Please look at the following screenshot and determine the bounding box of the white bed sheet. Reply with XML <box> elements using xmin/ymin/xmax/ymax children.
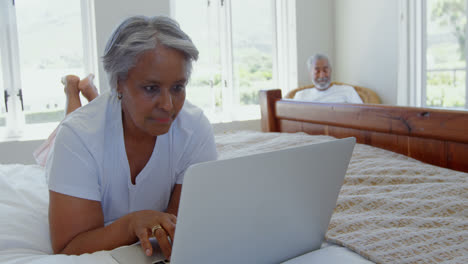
<box><xmin>282</xmin><ymin>244</ymin><xmax>373</xmax><ymax>264</ymax></box>
<box><xmin>0</xmin><ymin>163</ymin><xmax>118</xmax><ymax>264</ymax></box>
<box><xmin>0</xmin><ymin>131</ymin><xmax>373</xmax><ymax>264</ymax></box>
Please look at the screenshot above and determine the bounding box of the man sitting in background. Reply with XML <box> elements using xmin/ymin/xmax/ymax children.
<box><xmin>294</xmin><ymin>54</ymin><xmax>363</xmax><ymax>104</ymax></box>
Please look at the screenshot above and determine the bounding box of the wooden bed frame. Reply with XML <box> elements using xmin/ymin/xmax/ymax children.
<box><xmin>259</xmin><ymin>89</ymin><xmax>468</xmax><ymax>173</ymax></box>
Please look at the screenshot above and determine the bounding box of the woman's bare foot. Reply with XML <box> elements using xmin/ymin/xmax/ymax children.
<box><xmin>78</xmin><ymin>74</ymin><xmax>99</xmax><ymax>102</ymax></box>
<box><xmin>62</xmin><ymin>75</ymin><xmax>82</xmax><ymax>115</ymax></box>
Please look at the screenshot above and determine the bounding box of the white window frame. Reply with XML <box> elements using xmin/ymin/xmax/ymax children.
<box><xmin>275</xmin><ymin>0</ymin><xmax>298</xmax><ymax>94</ymax></box>
<box><xmin>399</xmin><ymin>0</ymin><xmax>468</xmax><ymax>109</ymax></box>
<box><xmin>171</xmin><ymin>0</ymin><xmax>297</xmax><ymax>122</ymax></box>
<box><xmin>466</xmin><ymin>0</ymin><xmax>468</xmax><ymax>108</ymax></box>
<box><xmin>0</xmin><ymin>0</ymin><xmax>98</xmax><ymax>141</ymax></box>
<box><xmin>219</xmin><ymin>0</ymin><xmax>235</xmax><ymax>121</ymax></box>
<box><xmin>80</xmin><ymin>0</ymin><xmax>99</xmax><ymax>82</ymax></box>
<box><xmin>0</xmin><ymin>0</ymin><xmax>25</xmax><ymax>138</ymax></box>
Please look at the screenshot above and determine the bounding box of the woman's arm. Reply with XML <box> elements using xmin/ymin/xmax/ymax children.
<box><xmin>165</xmin><ymin>184</ymin><xmax>182</xmax><ymax>216</ymax></box>
<box><xmin>49</xmin><ymin>191</ymin><xmax>176</xmax><ymax>259</ymax></box>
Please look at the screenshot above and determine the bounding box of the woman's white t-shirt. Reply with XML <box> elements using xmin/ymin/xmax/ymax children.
<box><xmin>46</xmin><ymin>91</ymin><xmax>218</xmax><ymax>225</ymax></box>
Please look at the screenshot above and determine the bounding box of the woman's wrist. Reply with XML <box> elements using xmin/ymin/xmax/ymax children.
<box><xmin>124</xmin><ymin>211</ymin><xmax>137</xmax><ymax>240</ymax></box>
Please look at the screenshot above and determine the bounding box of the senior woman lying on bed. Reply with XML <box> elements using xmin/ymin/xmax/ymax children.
<box><xmin>45</xmin><ymin>15</ymin><xmax>217</xmax><ymax>260</ymax></box>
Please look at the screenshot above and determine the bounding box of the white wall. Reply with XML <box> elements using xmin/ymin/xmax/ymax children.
<box><xmin>0</xmin><ymin>139</ymin><xmax>43</xmax><ymax>165</ymax></box>
<box><xmin>212</xmin><ymin>120</ymin><xmax>260</xmax><ymax>134</ymax></box>
<box><xmin>294</xmin><ymin>0</ymin><xmax>400</xmax><ymax>104</ymax></box>
<box><xmin>295</xmin><ymin>0</ymin><xmax>335</xmax><ymax>87</ymax></box>
<box><xmin>93</xmin><ymin>0</ymin><xmax>171</xmax><ymax>91</ymax></box>
<box><xmin>334</xmin><ymin>0</ymin><xmax>399</xmax><ymax>105</ymax></box>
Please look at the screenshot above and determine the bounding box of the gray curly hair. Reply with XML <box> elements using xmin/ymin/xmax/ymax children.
<box><xmin>102</xmin><ymin>16</ymin><xmax>199</xmax><ymax>91</ymax></box>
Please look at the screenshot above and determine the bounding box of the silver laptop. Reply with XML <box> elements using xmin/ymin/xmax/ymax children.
<box><xmin>111</xmin><ymin>137</ymin><xmax>355</xmax><ymax>264</ymax></box>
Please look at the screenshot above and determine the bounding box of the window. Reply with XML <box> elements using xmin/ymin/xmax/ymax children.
<box><xmin>0</xmin><ymin>52</ymin><xmax>5</xmax><ymax>127</ymax></box>
<box><xmin>0</xmin><ymin>0</ymin><xmax>96</xmax><ymax>140</ymax></box>
<box><xmin>401</xmin><ymin>0</ymin><xmax>467</xmax><ymax>109</ymax></box>
<box><xmin>173</xmin><ymin>0</ymin><xmax>223</xmax><ymax>120</ymax></box>
<box><xmin>426</xmin><ymin>0</ymin><xmax>467</xmax><ymax>108</ymax></box>
<box><xmin>173</xmin><ymin>0</ymin><xmax>278</xmax><ymax>122</ymax></box>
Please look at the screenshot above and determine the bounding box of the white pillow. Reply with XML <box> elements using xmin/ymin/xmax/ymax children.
<box><xmin>0</xmin><ymin>164</ymin><xmax>52</xmax><ymax>254</ymax></box>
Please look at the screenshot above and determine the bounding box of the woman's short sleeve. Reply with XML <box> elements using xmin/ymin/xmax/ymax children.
<box><xmin>46</xmin><ymin>124</ymin><xmax>101</xmax><ymax>201</ymax></box>
<box><xmin>175</xmin><ymin>113</ymin><xmax>218</xmax><ymax>184</ymax></box>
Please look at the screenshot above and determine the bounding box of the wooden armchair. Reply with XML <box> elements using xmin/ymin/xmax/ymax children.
<box><xmin>284</xmin><ymin>82</ymin><xmax>382</xmax><ymax>104</ymax></box>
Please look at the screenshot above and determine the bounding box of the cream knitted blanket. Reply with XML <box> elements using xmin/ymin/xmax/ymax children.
<box><xmin>215</xmin><ymin>131</ymin><xmax>468</xmax><ymax>264</ymax></box>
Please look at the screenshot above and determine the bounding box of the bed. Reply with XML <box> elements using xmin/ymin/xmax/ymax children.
<box><xmin>260</xmin><ymin>89</ymin><xmax>468</xmax><ymax>173</ymax></box>
<box><xmin>0</xmin><ymin>90</ymin><xmax>466</xmax><ymax>263</ymax></box>
<box><xmin>259</xmin><ymin>89</ymin><xmax>468</xmax><ymax>263</ymax></box>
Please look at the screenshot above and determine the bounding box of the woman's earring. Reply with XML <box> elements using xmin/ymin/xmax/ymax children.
<box><xmin>117</xmin><ymin>92</ymin><xmax>123</xmax><ymax>100</ymax></box>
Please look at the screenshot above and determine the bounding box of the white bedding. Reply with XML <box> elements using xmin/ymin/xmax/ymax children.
<box><xmin>0</xmin><ymin>164</ymin><xmax>115</xmax><ymax>264</ymax></box>
<box><xmin>2</xmin><ymin>131</ymin><xmax>464</xmax><ymax>263</ymax></box>
<box><xmin>0</xmin><ymin>131</ymin><xmax>370</xmax><ymax>264</ymax></box>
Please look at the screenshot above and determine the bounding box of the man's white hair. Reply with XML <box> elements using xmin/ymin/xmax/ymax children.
<box><xmin>306</xmin><ymin>53</ymin><xmax>332</xmax><ymax>72</ymax></box>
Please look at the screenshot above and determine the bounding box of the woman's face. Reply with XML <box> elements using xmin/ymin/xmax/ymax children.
<box><xmin>118</xmin><ymin>45</ymin><xmax>188</xmax><ymax>137</ymax></box>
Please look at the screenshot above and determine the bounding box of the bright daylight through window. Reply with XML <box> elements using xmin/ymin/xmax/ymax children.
<box><xmin>0</xmin><ymin>52</ymin><xmax>4</xmax><ymax>128</ymax></box>
<box><xmin>173</xmin><ymin>0</ymin><xmax>277</xmax><ymax>122</ymax></box>
<box><xmin>425</xmin><ymin>0</ymin><xmax>467</xmax><ymax>109</ymax></box>
<box><xmin>0</xmin><ymin>0</ymin><xmax>92</xmax><ymax>139</ymax></box>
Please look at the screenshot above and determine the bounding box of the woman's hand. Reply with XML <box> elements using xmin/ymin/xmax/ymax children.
<box><xmin>129</xmin><ymin>210</ymin><xmax>177</xmax><ymax>260</ymax></box>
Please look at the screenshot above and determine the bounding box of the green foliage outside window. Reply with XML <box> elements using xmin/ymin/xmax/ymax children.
<box><xmin>426</xmin><ymin>71</ymin><xmax>466</xmax><ymax>107</ymax></box>
<box><xmin>427</xmin><ymin>0</ymin><xmax>466</xmax><ymax>108</ymax></box>
<box><xmin>188</xmin><ymin>48</ymin><xmax>273</xmax><ymax>107</ymax></box>
<box><xmin>431</xmin><ymin>0</ymin><xmax>466</xmax><ymax>60</ymax></box>
<box><xmin>236</xmin><ymin>49</ymin><xmax>272</xmax><ymax>105</ymax></box>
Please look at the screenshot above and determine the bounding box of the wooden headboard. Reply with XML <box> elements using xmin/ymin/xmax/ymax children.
<box><xmin>259</xmin><ymin>89</ymin><xmax>468</xmax><ymax>173</ymax></box>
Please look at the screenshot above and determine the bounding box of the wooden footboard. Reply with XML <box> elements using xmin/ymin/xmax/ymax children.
<box><xmin>260</xmin><ymin>89</ymin><xmax>468</xmax><ymax>173</ymax></box>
